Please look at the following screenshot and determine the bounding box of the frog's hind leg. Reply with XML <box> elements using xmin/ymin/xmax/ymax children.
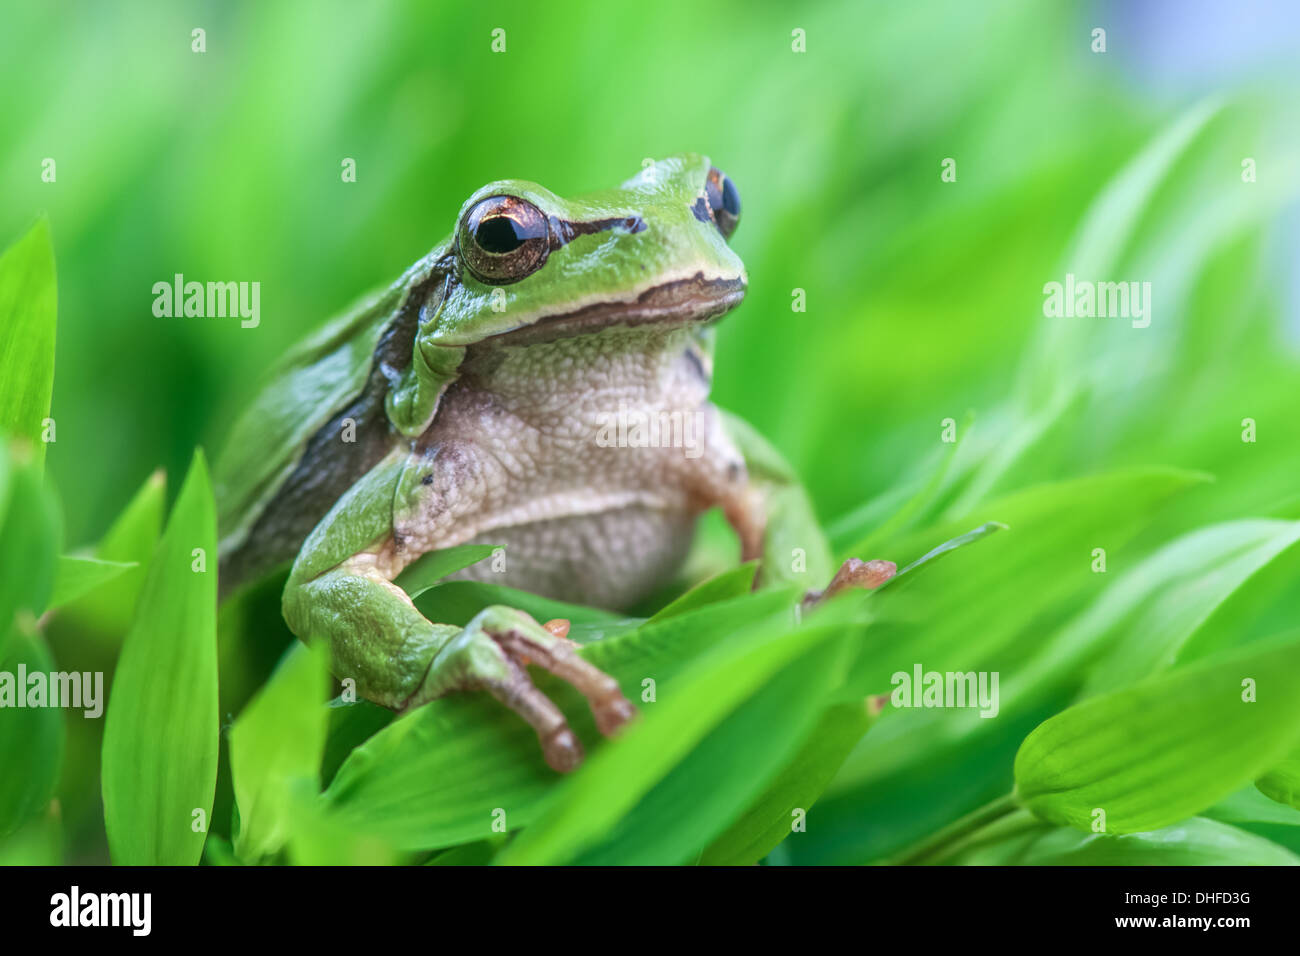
<box><xmin>281</xmin><ymin>449</ymin><xmax>636</xmax><ymax>773</ymax></box>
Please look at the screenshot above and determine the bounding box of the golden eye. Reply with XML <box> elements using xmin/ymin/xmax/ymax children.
<box><xmin>458</xmin><ymin>195</ymin><xmax>551</xmax><ymax>284</ymax></box>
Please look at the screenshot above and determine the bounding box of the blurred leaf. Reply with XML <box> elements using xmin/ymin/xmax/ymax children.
<box><xmin>648</xmin><ymin>561</ymin><xmax>757</xmax><ymax>622</ymax></box>
<box><xmin>1257</xmin><ymin>749</ymin><xmax>1300</xmax><ymax>811</ymax></box>
<box><xmin>102</xmin><ymin>450</ymin><xmax>218</xmax><ymax>865</ymax></box>
<box><xmin>321</xmin><ymin>698</ymin><xmax>394</xmax><ymax>787</ymax></box>
<box><xmin>229</xmin><ymin>641</ymin><xmax>330</xmax><ymax>862</ymax></box>
<box><xmin>287</xmin><ymin>781</ymin><xmax>402</xmax><ymax>865</ymax></box>
<box><xmin>1015</xmin><ymin>630</ymin><xmax>1300</xmax><ymax>834</ymax></box>
<box><xmin>0</xmin><ymin>443</ymin><xmax>61</xmax><ymax>659</ymax></box>
<box><xmin>64</xmin><ymin>469</ymin><xmax>166</xmax><ymax>639</ymax></box>
<box><xmin>1082</xmin><ymin>520</ymin><xmax>1300</xmax><ymax>694</ymax></box>
<box><xmin>0</xmin><ymin>626</ymin><xmax>65</xmax><ymax>836</ymax></box>
<box><xmin>888</xmin><ymin>520</ymin><xmax>1006</xmax><ymax>581</ymax></box>
<box><xmin>1204</xmin><ymin>785</ymin><xmax>1300</xmax><ymax>854</ymax></box>
<box><xmin>700</xmin><ymin>700</ymin><xmax>872</xmax><ymax>865</ymax></box>
<box><xmin>0</xmin><ymin>800</ymin><xmax>62</xmax><ymax>865</ymax></box>
<box><xmin>939</xmin><ymin>810</ymin><xmax>1298</xmax><ymax>865</ymax></box>
<box><xmin>47</xmin><ymin>555</ymin><xmax>135</xmax><ymax>611</ymax></box>
<box><xmin>0</xmin><ymin>217</ymin><xmax>57</xmax><ymax>471</ymax></box>
<box><xmin>565</xmin><ymin>633</ymin><xmax>858</xmax><ymax>865</ymax></box>
<box><xmin>425</xmin><ymin>837</ymin><xmax>504</xmax><ymax>866</ymax></box>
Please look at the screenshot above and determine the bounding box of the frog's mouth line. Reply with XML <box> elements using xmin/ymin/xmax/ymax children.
<box><xmin>484</xmin><ymin>273</ymin><xmax>746</xmax><ymax>346</ymax></box>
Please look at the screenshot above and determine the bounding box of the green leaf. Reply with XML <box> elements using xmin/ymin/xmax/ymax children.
<box><xmin>67</xmin><ymin>469</ymin><xmax>166</xmax><ymax>638</ymax></box>
<box><xmin>496</xmin><ymin>597</ymin><xmax>862</xmax><ymax>864</ymax></box>
<box><xmin>0</xmin><ymin>443</ymin><xmax>61</xmax><ymax>659</ymax></box>
<box><xmin>412</xmin><ymin>579</ymin><xmax>632</xmax><ymax>644</ymax></box>
<box><xmin>229</xmin><ymin>641</ymin><xmax>330</xmax><ymax>862</ymax></box>
<box><xmin>1257</xmin><ymin>749</ymin><xmax>1300</xmax><ymax>811</ymax></box>
<box><xmin>0</xmin><ymin>626</ymin><xmax>65</xmax><ymax>836</ymax></box>
<box><xmin>394</xmin><ymin>543</ymin><xmax>500</xmax><ymax>599</ymax></box>
<box><xmin>1081</xmin><ymin>520</ymin><xmax>1300</xmax><ymax>694</ymax></box>
<box><xmin>47</xmin><ymin>555</ymin><xmax>135</xmax><ymax>611</ymax></box>
<box><xmin>102</xmin><ymin>450</ymin><xmax>218</xmax><ymax>865</ymax></box>
<box><xmin>940</xmin><ymin>811</ymin><xmax>1299</xmax><ymax>865</ymax></box>
<box><xmin>700</xmin><ymin>700</ymin><xmax>873</xmax><ymax>865</ymax></box>
<box><xmin>0</xmin><ymin>217</ymin><xmax>57</xmax><ymax>472</ymax></box>
<box><xmin>1015</xmin><ymin>630</ymin><xmax>1300</xmax><ymax>834</ymax></box>
<box><xmin>565</xmin><ymin>634</ymin><xmax>858</xmax><ymax>865</ymax></box>
<box><xmin>647</xmin><ymin>560</ymin><xmax>757</xmax><ymax>622</ymax></box>
<box><xmin>323</xmin><ymin>588</ymin><xmax>801</xmax><ymax>851</ymax></box>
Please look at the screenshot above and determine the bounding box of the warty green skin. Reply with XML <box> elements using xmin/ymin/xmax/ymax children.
<box><xmin>215</xmin><ymin>154</ymin><xmax>858</xmax><ymax>772</ymax></box>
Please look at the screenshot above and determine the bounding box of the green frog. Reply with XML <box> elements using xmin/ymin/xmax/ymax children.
<box><xmin>215</xmin><ymin>154</ymin><xmax>893</xmax><ymax>771</ymax></box>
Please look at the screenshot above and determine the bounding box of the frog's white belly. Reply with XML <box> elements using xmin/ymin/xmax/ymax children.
<box><xmin>449</xmin><ymin>504</ymin><xmax>697</xmax><ymax>609</ymax></box>
<box><xmin>394</xmin><ymin>324</ymin><xmax>745</xmax><ymax>610</ymax></box>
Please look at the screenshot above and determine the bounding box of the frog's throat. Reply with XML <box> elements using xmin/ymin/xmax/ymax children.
<box><xmin>481</xmin><ymin>272</ymin><xmax>745</xmax><ymax>347</ymax></box>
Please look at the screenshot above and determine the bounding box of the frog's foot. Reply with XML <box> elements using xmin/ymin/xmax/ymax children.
<box><xmin>415</xmin><ymin>606</ymin><xmax>636</xmax><ymax>772</ymax></box>
<box><xmin>802</xmin><ymin>558</ymin><xmax>896</xmax><ymax>609</ymax></box>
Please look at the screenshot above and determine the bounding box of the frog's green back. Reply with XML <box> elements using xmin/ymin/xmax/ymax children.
<box><xmin>214</xmin><ymin>249</ymin><xmax>448</xmax><ymax>589</ymax></box>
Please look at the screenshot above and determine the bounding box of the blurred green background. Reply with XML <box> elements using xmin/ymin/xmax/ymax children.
<box><xmin>4</xmin><ymin>0</ymin><xmax>1300</xmax><ymax>864</ymax></box>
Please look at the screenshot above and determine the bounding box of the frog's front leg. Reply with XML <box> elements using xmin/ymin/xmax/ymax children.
<box><xmin>282</xmin><ymin>448</ymin><xmax>635</xmax><ymax>772</ymax></box>
<box><xmin>712</xmin><ymin>409</ymin><xmax>896</xmax><ymax>601</ymax></box>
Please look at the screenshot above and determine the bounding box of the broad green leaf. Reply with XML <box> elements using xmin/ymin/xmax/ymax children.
<box><xmin>324</xmin><ymin>588</ymin><xmax>800</xmax><ymax>851</ymax></box>
<box><xmin>288</xmin><ymin>781</ymin><xmax>402</xmax><ymax>865</ymax></box>
<box><xmin>567</xmin><ymin>635</ymin><xmax>858</xmax><ymax>865</ymax></box>
<box><xmin>1204</xmin><ymin>785</ymin><xmax>1300</xmax><ymax>854</ymax></box>
<box><xmin>939</xmin><ymin>811</ymin><xmax>1299</xmax><ymax>865</ymax></box>
<box><xmin>0</xmin><ymin>626</ymin><xmax>64</xmax><ymax>836</ymax></box>
<box><xmin>1015</xmin><ymin>630</ymin><xmax>1300</xmax><ymax>833</ymax></box>
<box><xmin>1256</xmin><ymin>749</ymin><xmax>1300</xmax><ymax>811</ymax></box>
<box><xmin>394</xmin><ymin>543</ymin><xmax>500</xmax><ymax>599</ymax></box>
<box><xmin>47</xmin><ymin>555</ymin><xmax>135</xmax><ymax>611</ymax></box>
<box><xmin>229</xmin><ymin>641</ymin><xmax>330</xmax><ymax>862</ymax></box>
<box><xmin>0</xmin><ymin>217</ymin><xmax>57</xmax><ymax>472</ymax></box>
<box><xmin>497</xmin><ymin>597</ymin><xmax>861</xmax><ymax>864</ymax></box>
<box><xmin>102</xmin><ymin>450</ymin><xmax>218</xmax><ymax>865</ymax></box>
<box><xmin>844</xmin><ymin>468</ymin><xmax>1206</xmax><ymax>697</ymax></box>
<box><xmin>1082</xmin><ymin>520</ymin><xmax>1300</xmax><ymax>694</ymax></box>
<box><xmin>700</xmin><ymin>700</ymin><xmax>873</xmax><ymax>865</ymax></box>
<box><xmin>0</xmin><ymin>444</ymin><xmax>61</xmax><ymax>659</ymax></box>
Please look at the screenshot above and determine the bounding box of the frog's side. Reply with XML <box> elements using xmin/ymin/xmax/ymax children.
<box><xmin>216</xmin><ymin>154</ymin><xmax>893</xmax><ymax>772</ymax></box>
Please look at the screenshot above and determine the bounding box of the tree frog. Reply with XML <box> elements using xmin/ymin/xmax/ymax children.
<box><xmin>215</xmin><ymin>154</ymin><xmax>893</xmax><ymax>771</ymax></box>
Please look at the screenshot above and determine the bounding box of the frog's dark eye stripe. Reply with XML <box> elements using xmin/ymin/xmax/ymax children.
<box><xmin>459</xmin><ymin>195</ymin><xmax>551</xmax><ymax>284</ymax></box>
<box><xmin>704</xmin><ymin>167</ymin><xmax>741</xmax><ymax>241</ymax></box>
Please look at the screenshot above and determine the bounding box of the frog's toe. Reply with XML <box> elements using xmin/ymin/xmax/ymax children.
<box><xmin>804</xmin><ymin>557</ymin><xmax>897</xmax><ymax>608</ymax></box>
<box><xmin>491</xmin><ymin>616</ymin><xmax>638</xmax><ymax>740</ymax></box>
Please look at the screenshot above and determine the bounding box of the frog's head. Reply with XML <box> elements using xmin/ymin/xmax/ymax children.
<box><xmin>422</xmin><ymin>153</ymin><xmax>746</xmax><ymax>346</ymax></box>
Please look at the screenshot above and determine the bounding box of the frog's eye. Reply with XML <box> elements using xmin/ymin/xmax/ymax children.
<box><xmin>705</xmin><ymin>167</ymin><xmax>741</xmax><ymax>240</ymax></box>
<box><xmin>459</xmin><ymin>195</ymin><xmax>551</xmax><ymax>284</ymax></box>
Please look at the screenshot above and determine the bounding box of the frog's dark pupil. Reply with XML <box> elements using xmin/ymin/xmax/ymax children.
<box><xmin>477</xmin><ymin>216</ymin><xmax>526</xmax><ymax>254</ymax></box>
<box><xmin>721</xmin><ymin>176</ymin><xmax>741</xmax><ymax>217</ymax></box>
